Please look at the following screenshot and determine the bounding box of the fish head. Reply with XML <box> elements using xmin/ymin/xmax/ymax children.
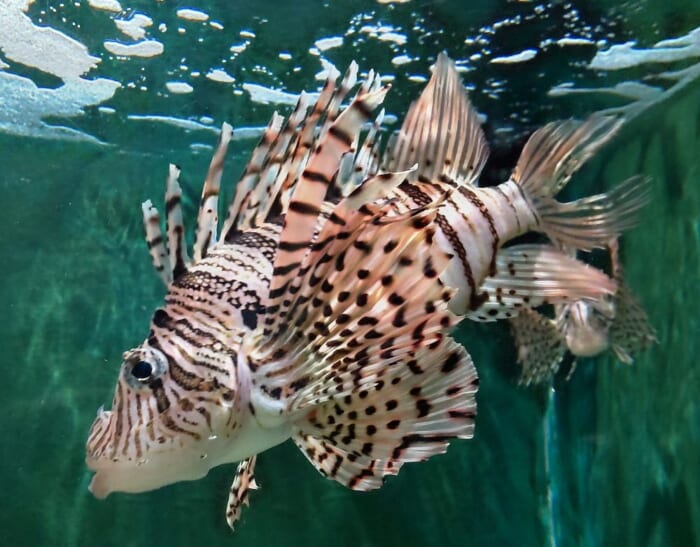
<box><xmin>86</xmin><ymin>323</ymin><xmax>245</xmax><ymax>498</ymax></box>
<box><xmin>561</xmin><ymin>298</ymin><xmax>615</xmax><ymax>357</ymax></box>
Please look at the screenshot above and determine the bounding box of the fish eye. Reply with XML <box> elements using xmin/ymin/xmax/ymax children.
<box><xmin>131</xmin><ymin>361</ymin><xmax>153</xmax><ymax>381</ymax></box>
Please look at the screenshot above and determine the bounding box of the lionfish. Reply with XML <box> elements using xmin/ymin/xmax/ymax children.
<box><xmin>510</xmin><ymin>239</ymin><xmax>657</xmax><ymax>385</ymax></box>
<box><xmin>85</xmin><ymin>53</ymin><xmax>650</xmax><ymax>529</ymax></box>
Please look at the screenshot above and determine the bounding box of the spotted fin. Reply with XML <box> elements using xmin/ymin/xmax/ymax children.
<box><xmin>609</xmin><ymin>282</ymin><xmax>657</xmax><ymax>364</ymax></box>
<box><xmin>382</xmin><ymin>52</ymin><xmax>489</xmax><ymax>186</ymax></box>
<box><xmin>193</xmin><ymin>123</ymin><xmax>232</xmax><ymax>260</ymax></box>
<box><xmin>510</xmin><ymin>308</ymin><xmax>568</xmax><ymax>385</ymax></box>
<box><xmin>246</xmin><ymin>185</ymin><xmax>477</xmax><ymax>489</ymax></box>
<box><xmin>225</xmin><ymin>456</ymin><xmax>259</xmax><ymax>531</ymax></box>
<box><xmin>464</xmin><ymin>244</ymin><xmax>616</xmax><ymax>320</ymax></box>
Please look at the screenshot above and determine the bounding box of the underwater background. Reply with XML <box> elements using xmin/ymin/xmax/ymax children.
<box><xmin>0</xmin><ymin>0</ymin><xmax>698</xmax><ymax>545</ymax></box>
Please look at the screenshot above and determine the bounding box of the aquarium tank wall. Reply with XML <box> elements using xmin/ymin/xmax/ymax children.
<box><xmin>0</xmin><ymin>1</ymin><xmax>698</xmax><ymax>546</ymax></box>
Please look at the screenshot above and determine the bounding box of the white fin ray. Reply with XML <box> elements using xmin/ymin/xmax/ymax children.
<box><xmin>513</xmin><ymin>115</ymin><xmax>622</xmax><ymax>198</ymax></box>
<box><xmin>193</xmin><ymin>123</ymin><xmax>232</xmax><ymax>260</ymax></box>
<box><xmin>342</xmin><ymin>168</ymin><xmax>414</xmax><ymax>210</ymax></box>
<box><xmin>164</xmin><ymin>164</ymin><xmax>190</xmax><ymax>279</ymax></box>
<box><xmin>234</xmin><ymin>94</ymin><xmax>313</xmax><ymax>231</ymax></box>
<box><xmin>382</xmin><ymin>52</ymin><xmax>489</xmax><ymax>186</ymax></box>
<box><xmin>222</xmin><ymin>112</ymin><xmax>285</xmax><ymax>238</ymax></box>
<box><xmin>266</xmin><ymin>84</ymin><xmax>389</xmax><ymax>325</ymax></box>
<box><xmin>317</xmin><ymin>61</ymin><xmax>358</xmax><ymax>142</ymax></box>
<box><xmin>141</xmin><ymin>200</ymin><xmax>172</xmax><ymax>285</ymax></box>
<box><xmin>464</xmin><ymin>244</ymin><xmax>616</xmax><ymax>321</ymax></box>
<box><xmin>536</xmin><ymin>175</ymin><xmax>652</xmax><ymax>250</ymax></box>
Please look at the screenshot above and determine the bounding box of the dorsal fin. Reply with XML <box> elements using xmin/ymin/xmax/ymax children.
<box><xmin>382</xmin><ymin>52</ymin><xmax>489</xmax><ymax>186</ymax></box>
<box><xmin>265</xmin><ymin>83</ymin><xmax>389</xmax><ymax>328</ymax></box>
<box><xmin>193</xmin><ymin>122</ymin><xmax>232</xmax><ymax>260</ymax></box>
<box><xmin>141</xmin><ymin>199</ymin><xmax>171</xmax><ymax>285</ymax></box>
<box><xmin>222</xmin><ymin>112</ymin><xmax>285</xmax><ymax>239</ymax></box>
<box><xmin>276</xmin><ymin>62</ymin><xmax>365</xmax><ymax>214</ymax></box>
<box><xmin>164</xmin><ymin>164</ymin><xmax>189</xmax><ymax>279</ymax></box>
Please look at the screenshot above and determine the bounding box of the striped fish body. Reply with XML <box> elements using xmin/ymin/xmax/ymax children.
<box><xmin>86</xmin><ymin>53</ymin><xmax>650</xmax><ymax>531</ymax></box>
<box><xmin>386</xmin><ymin>179</ymin><xmax>536</xmax><ymax>315</ymax></box>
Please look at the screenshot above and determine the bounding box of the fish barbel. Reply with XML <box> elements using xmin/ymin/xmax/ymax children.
<box><xmin>85</xmin><ymin>53</ymin><xmax>650</xmax><ymax>530</ymax></box>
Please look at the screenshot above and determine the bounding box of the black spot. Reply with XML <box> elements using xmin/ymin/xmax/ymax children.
<box><xmin>387</xmin><ymin>419</ymin><xmax>400</xmax><ymax>430</ymax></box>
<box><xmin>358</xmin><ymin>269</ymin><xmax>370</xmax><ymax>279</ymax></box>
<box><xmin>386</xmin><ymin>399</ymin><xmax>398</xmax><ymax>411</ymax></box>
<box><xmin>441</xmin><ymin>352</ymin><xmax>460</xmax><ymax>373</ymax></box>
<box><xmin>389</xmin><ymin>293</ymin><xmax>405</xmax><ymax>306</ymax></box>
<box><xmin>365</xmin><ymin>405</ymin><xmax>376</xmax><ymax>415</ymax></box>
<box><xmin>358</xmin><ymin>316</ymin><xmax>378</xmax><ymax>326</ymax></box>
<box><xmin>416</xmin><ymin>399</ymin><xmax>431</xmax><ymax>417</ymax></box>
<box><xmin>366</xmin><ymin>425</ymin><xmax>377</xmax><ymax>436</ymax></box>
<box><xmin>241</xmin><ymin>309</ymin><xmax>258</xmax><ymax>330</ymax></box>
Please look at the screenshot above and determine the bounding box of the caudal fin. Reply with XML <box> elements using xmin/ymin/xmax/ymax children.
<box><xmin>513</xmin><ymin>116</ymin><xmax>652</xmax><ymax>250</ymax></box>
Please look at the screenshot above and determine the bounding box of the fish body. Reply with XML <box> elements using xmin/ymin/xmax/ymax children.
<box><xmin>510</xmin><ymin>241</ymin><xmax>657</xmax><ymax>385</ymax></box>
<box><xmin>86</xmin><ymin>54</ymin><xmax>650</xmax><ymax>529</ymax></box>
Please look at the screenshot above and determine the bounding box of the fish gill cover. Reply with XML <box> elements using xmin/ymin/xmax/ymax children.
<box><xmin>0</xmin><ymin>1</ymin><xmax>698</xmax><ymax>547</ymax></box>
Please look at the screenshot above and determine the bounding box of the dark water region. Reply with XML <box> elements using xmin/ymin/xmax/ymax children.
<box><xmin>0</xmin><ymin>1</ymin><xmax>698</xmax><ymax>546</ymax></box>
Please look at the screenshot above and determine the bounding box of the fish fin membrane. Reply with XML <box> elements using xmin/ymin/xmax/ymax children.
<box><xmin>509</xmin><ymin>308</ymin><xmax>568</xmax><ymax>385</ymax></box>
<box><xmin>609</xmin><ymin>281</ymin><xmax>657</xmax><ymax>364</ymax></box>
<box><xmin>246</xmin><ymin>185</ymin><xmax>478</xmax><ymax>488</ymax></box>
<box><xmin>462</xmin><ymin>244</ymin><xmax>616</xmax><ymax>320</ymax></box>
<box><xmin>291</xmin><ymin>339</ymin><xmax>476</xmax><ymax>491</ymax></box>
<box><xmin>225</xmin><ymin>456</ymin><xmax>259</xmax><ymax>532</ymax></box>
<box><xmin>193</xmin><ymin>122</ymin><xmax>232</xmax><ymax>260</ymax></box>
<box><xmin>513</xmin><ymin>115</ymin><xmax>651</xmax><ymax>250</ymax></box>
<box><xmin>382</xmin><ymin>52</ymin><xmax>489</xmax><ymax>187</ymax></box>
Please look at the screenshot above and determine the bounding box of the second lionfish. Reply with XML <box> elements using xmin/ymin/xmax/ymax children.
<box><xmin>85</xmin><ymin>53</ymin><xmax>650</xmax><ymax>530</ymax></box>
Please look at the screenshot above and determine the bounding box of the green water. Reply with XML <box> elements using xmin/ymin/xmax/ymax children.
<box><xmin>0</xmin><ymin>1</ymin><xmax>698</xmax><ymax>546</ymax></box>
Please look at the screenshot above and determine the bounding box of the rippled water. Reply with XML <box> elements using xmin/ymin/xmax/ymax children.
<box><xmin>0</xmin><ymin>1</ymin><xmax>698</xmax><ymax>546</ymax></box>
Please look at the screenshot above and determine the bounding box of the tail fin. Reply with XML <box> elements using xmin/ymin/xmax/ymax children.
<box><xmin>513</xmin><ymin>116</ymin><xmax>652</xmax><ymax>250</ymax></box>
